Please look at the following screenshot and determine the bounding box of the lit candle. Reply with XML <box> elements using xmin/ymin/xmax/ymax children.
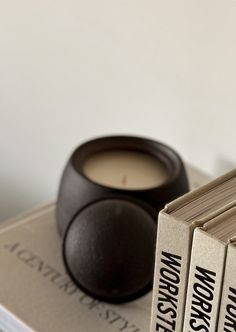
<box><xmin>83</xmin><ymin>150</ymin><xmax>168</xmax><ymax>190</ymax></box>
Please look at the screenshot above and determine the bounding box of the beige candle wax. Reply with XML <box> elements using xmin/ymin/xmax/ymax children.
<box><xmin>83</xmin><ymin>150</ymin><xmax>168</xmax><ymax>190</ymax></box>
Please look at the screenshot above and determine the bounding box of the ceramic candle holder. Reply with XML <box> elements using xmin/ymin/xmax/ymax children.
<box><xmin>56</xmin><ymin>136</ymin><xmax>189</xmax><ymax>303</ymax></box>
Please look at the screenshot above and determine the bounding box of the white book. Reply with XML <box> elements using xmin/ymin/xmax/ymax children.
<box><xmin>217</xmin><ymin>236</ymin><xmax>236</xmax><ymax>331</ymax></box>
<box><xmin>150</xmin><ymin>168</ymin><xmax>236</xmax><ymax>332</ymax></box>
<box><xmin>183</xmin><ymin>205</ymin><xmax>236</xmax><ymax>332</ymax></box>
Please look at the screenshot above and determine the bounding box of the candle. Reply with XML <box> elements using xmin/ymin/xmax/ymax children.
<box><xmin>57</xmin><ymin>136</ymin><xmax>189</xmax><ymax>303</ymax></box>
<box><xmin>83</xmin><ymin>150</ymin><xmax>168</xmax><ymax>190</ymax></box>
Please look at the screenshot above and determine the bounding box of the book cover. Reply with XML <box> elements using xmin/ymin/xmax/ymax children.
<box><xmin>217</xmin><ymin>240</ymin><xmax>236</xmax><ymax>331</ymax></box>
<box><xmin>150</xmin><ymin>169</ymin><xmax>236</xmax><ymax>332</ymax></box>
<box><xmin>183</xmin><ymin>206</ymin><xmax>236</xmax><ymax>332</ymax></box>
<box><xmin>183</xmin><ymin>226</ymin><xmax>226</xmax><ymax>332</ymax></box>
<box><xmin>0</xmin><ymin>165</ymin><xmax>209</xmax><ymax>332</ymax></box>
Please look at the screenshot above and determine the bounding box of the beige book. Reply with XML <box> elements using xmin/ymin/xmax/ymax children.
<box><xmin>217</xmin><ymin>241</ymin><xmax>236</xmax><ymax>331</ymax></box>
<box><xmin>0</xmin><ymin>205</ymin><xmax>152</xmax><ymax>332</ymax></box>
<box><xmin>183</xmin><ymin>205</ymin><xmax>236</xmax><ymax>332</ymax></box>
<box><xmin>0</xmin><ymin>165</ymin><xmax>208</xmax><ymax>332</ymax></box>
<box><xmin>150</xmin><ymin>168</ymin><xmax>236</xmax><ymax>332</ymax></box>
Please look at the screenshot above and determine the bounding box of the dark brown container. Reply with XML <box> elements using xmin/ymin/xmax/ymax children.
<box><xmin>57</xmin><ymin>136</ymin><xmax>189</xmax><ymax>303</ymax></box>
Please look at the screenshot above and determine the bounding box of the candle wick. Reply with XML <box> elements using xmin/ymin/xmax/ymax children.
<box><xmin>121</xmin><ymin>175</ymin><xmax>127</xmax><ymax>186</ymax></box>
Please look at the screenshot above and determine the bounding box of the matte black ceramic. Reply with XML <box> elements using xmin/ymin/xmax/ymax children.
<box><xmin>56</xmin><ymin>136</ymin><xmax>189</xmax><ymax>303</ymax></box>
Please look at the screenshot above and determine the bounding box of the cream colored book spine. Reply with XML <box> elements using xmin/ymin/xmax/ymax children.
<box><xmin>150</xmin><ymin>212</ymin><xmax>200</xmax><ymax>332</ymax></box>
<box><xmin>217</xmin><ymin>243</ymin><xmax>236</xmax><ymax>332</ymax></box>
<box><xmin>183</xmin><ymin>228</ymin><xmax>227</xmax><ymax>332</ymax></box>
<box><xmin>149</xmin><ymin>170</ymin><xmax>236</xmax><ymax>332</ymax></box>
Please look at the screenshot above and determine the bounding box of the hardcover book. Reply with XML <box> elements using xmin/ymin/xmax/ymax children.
<box><xmin>183</xmin><ymin>205</ymin><xmax>236</xmax><ymax>332</ymax></box>
<box><xmin>0</xmin><ymin>165</ymin><xmax>209</xmax><ymax>332</ymax></box>
<box><xmin>217</xmin><ymin>239</ymin><xmax>236</xmax><ymax>332</ymax></box>
<box><xmin>150</xmin><ymin>168</ymin><xmax>236</xmax><ymax>332</ymax></box>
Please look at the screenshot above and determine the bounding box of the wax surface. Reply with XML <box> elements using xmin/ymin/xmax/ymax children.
<box><xmin>83</xmin><ymin>150</ymin><xmax>168</xmax><ymax>190</ymax></box>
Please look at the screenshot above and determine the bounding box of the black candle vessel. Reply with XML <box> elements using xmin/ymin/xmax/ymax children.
<box><xmin>57</xmin><ymin>136</ymin><xmax>189</xmax><ymax>303</ymax></box>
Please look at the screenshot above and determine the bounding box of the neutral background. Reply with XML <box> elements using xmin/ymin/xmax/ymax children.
<box><xmin>0</xmin><ymin>0</ymin><xmax>236</xmax><ymax>221</ymax></box>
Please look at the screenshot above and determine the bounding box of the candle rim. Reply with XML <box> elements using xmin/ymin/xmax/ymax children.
<box><xmin>70</xmin><ymin>135</ymin><xmax>184</xmax><ymax>193</ymax></box>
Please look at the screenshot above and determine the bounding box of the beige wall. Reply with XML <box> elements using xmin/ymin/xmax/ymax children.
<box><xmin>0</xmin><ymin>0</ymin><xmax>236</xmax><ymax>220</ymax></box>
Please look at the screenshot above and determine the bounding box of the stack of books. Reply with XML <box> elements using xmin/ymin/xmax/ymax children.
<box><xmin>150</xmin><ymin>168</ymin><xmax>236</xmax><ymax>332</ymax></box>
<box><xmin>0</xmin><ymin>165</ymin><xmax>209</xmax><ymax>332</ymax></box>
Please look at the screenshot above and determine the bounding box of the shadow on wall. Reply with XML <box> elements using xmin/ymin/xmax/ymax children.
<box><xmin>213</xmin><ymin>156</ymin><xmax>236</xmax><ymax>176</ymax></box>
<box><xmin>0</xmin><ymin>175</ymin><xmax>42</xmax><ymax>222</ymax></box>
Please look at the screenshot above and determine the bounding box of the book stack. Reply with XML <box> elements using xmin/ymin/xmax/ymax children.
<box><xmin>0</xmin><ymin>165</ymin><xmax>209</xmax><ymax>332</ymax></box>
<box><xmin>150</xmin><ymin>168</ymin><xmax>236</xmax><ymax>332</ymax></box>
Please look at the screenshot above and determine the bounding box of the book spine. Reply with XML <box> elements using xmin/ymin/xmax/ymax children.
<box><xmin>183</xmin><ymin>229</ymin><xmax>226</xmax><ymax>332</ymax></box>
<box><xmin>217</xmin><ymin>244</ymin><xmax>236</xmax><ymax>332</ymax></box>
<box><xmin>150</xmin><ymin>213</ymin><xmax>195</xmax><ymax>332</ymax></box>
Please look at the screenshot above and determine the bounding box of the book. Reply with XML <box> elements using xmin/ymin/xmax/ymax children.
<box><xmin>150</xmin><ymin>168</ymin><xmax>236</xmax><ymax>332</ymax></box>
<box><xmin>0</xmin><ymin>165</ymin><xmax>209</xmax><ymax>332</ymax></box>
<box><xmin>216</xmin><ymin>229</ymin><xmax>236</xmax><ymax>331</ymax></box>
<box><xmin>0</xmin><ymin>205</ymin><xmax>151</xmax><ymax>332</ymax></box>
<box><xmin>183</xmin><ymin>205</ymin><xmax>236</xmax><ymax>332</ymax></box>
